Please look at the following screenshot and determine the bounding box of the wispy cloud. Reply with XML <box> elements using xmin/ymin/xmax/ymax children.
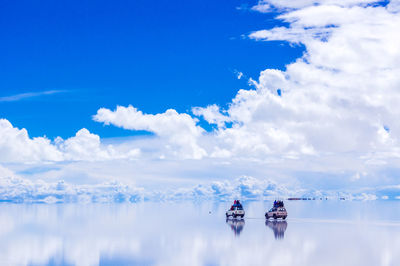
<box><xmin>0</xmin><ymin>90</ymin><xmax>65</xmax><ymax>102</ymax></box>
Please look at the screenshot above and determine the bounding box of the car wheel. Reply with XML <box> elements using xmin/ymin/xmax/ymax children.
<box><xmin>283</xmin><ymin>216</ymin><xmax>286</xmax><ymax>220</ymax></box>
<box><xmin>273</xmin><ymin>214</ymin><xmax>277</xmax><ymax>219</ymax></box>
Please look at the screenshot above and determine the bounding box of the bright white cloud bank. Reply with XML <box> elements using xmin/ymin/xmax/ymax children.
<box><xmin>3</xmin><ymin>169</ymin><xmax>397</xmax><ymax>203</ymax></box>
<box><xmin>0</xmin><ymin>119</ymin><xmax>140</xmax><ymax>163</ymax></box>
<box><xmin>94</xmin><ymin>1</ymin><xmax>400</xmax><ymax>166</ymax></box>
<box><xmin>1</xmin><ymin>0</ymin><xmax>400</xmax><ymax>201</ymax></box>
<box><xmin>94</xmin><ymin>106</ymin><xmax>206</xmax><ymax>159</ymax></box>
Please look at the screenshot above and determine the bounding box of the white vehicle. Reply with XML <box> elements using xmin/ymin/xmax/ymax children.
<box><xmin>265</xmin><ymin>201</ymin><xmax>287</xmax><ymax>220</ymax></box>
<box><xmin>226</xmin><ymin>200</ymin><xmax>245</xmax><ymax>219</ymax></box>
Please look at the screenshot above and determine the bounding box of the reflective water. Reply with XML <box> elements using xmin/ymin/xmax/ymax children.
<box><xmin>1</xmin><ymin>201</ymin><xmax>400</xmax><ymax>266</ymax></box>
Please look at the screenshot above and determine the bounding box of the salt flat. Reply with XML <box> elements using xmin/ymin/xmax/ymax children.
<box><xmin>0</xmin><ymin>201</ymin><xmax>399</xmax><ymax>266</ymax></box>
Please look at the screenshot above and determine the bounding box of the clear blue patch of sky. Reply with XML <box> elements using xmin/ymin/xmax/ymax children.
<box><xmin>0</xmin><ymin>0</ymin><xmax>304</xmax><ymax>139</ymax></box>
<box><xmin>366</xmin><ymin>0</ymin><xmax>390</xmax><ymax>7</ymax></box>
<box><xmin>17</xmin><ymin>165</ymin><xmax>61</xmax><ymax>175</ymax></box>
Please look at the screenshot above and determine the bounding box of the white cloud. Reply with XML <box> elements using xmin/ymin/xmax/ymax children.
<box><xmin>235</xmin><ymin>70</ymin><xmax>244</xmax><ymax>80</ymax></box>
<box><xmin>103</xmin><ymin>0</ymin><xmax>400</xmax><ymax>189</ymax></box>
<box><xmin>0</xmin><ymin>165</ymin><xmax>16</xmax><ymax>178</ymax></box>
<box><xmin>0</xmin><ymin>119</ymin><xmax>140</xmax><ymax>163</ymax></box>
<box><xmin>2</xmin><ymin>167</ymin><xmax>399</xmax><ymax>202</ymax></box>
<box><xmin>93</xmin><ymin>105</ymin><xmax>207</xmax><ymax>159</ymax></box>
<box><xmin>0</xmin><ymin>90</ymin><xmax>64</xmax><ymax>102</ymax></box>
<box><xmin>1</xmin><ymin>1</ymin><xmax>400</xmax><ymax>197</ymax></box>
<box><xmin>0</xmin><ymin>119</ymin><xmax>63</xmax><ymax>162</ymax></box>
<box><xmin>192</xmin><ymin>104</ymin><xmax>230</xmax><ymax>128</ymax></box>
<box><xmin>84</xmin><ymin>1</ymin><xmax>400</xmax><ymax>190</ymax></box>
<box><xmin>252</xmin><ymin>0</ymin><xmax>379</xmax><ymax>12</ymax></box>
<box><xmin>205</xmin><ymin>1</ymin><xmax>400</xmax><ymax>162</ymax></box>
<box><xmin>388</xmin><ymin>0</ymin><xmax>400</xmax><ymax>12</ymax></box>
<box><xmin>0</xmin><ymin>167</ymin><xmax>330</xmax><ymax>203</ymax></box>
<box><xmin>57</xmin><ymin>128</ymin><xmax>140</xmax><ymax>161</ymax></box>
<box><xmin>251</xmin><ymin>1</ymin><xmax>272</xmax><ymax>13</ymax></box>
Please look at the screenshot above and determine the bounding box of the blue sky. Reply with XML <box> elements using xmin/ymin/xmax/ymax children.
<box><xmin>1</xmin><ymin>0</ymin><xmax>399</xmax><ymax>200</ymax></box>
<box><xmin>0</xmin><ymin>0</ymin><xmax>303</xmax><ymax>139</ymax></box>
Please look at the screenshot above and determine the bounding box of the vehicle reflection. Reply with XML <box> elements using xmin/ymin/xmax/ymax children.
<box><xmin>266</xmin><ymin>220</ymin><xmax>287</xmax><ymax>239</ymax></box>
<box><xmin>226</xmin><ymin>218</ymin><xmax>245</xmax><ymax>236</ymax></box>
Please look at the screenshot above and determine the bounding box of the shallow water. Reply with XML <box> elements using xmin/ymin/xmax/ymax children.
<box><xmin>1</xmin><ymin>201</ymin><xmax>400</xmax><ymax>266</ymax></box>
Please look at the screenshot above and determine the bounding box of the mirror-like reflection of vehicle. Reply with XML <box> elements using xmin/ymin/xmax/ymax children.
<box><xmin>226</xmin><ymin>200</ymin><xmax>245</xmax><ymax>219</ymax></box>
<box><xmin>265</xmin><ymin>200</ymin><xmax>287</xmax><ymax>220</ymax></box>
<box><xmin>226</xmin><ymin>218</ymin><xmax>245</xmax><ymax>236</ymax></box>
<box><xmin>266</xmin><ymin>220</ymin><xmax>287</xmax><ymax>239</ymax></box>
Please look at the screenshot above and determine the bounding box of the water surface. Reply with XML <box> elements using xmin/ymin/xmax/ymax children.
<box><xmin>1</xmin><ymin>201</ymin><xmax>400</xmax><ymax>266</ymax></box>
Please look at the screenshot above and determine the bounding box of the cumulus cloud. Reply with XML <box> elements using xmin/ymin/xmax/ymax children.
<box><xmin>0</xmin><ymin>166</ymin><xmax>144</xmax><ymax>203</ymax></box>
<box><xmin>0</xmin><ymin>119</ymin><xmax>63</xmax><ymax>162</ymax></box>
<box><xmin>93</xmin><ymin>106</ymin><xmax>207</xmax><ymax>159</ymax></box>
<box><xmin>82</xmin><ymin>1</ymin><xmax>400</xmax><ymax>189</ymax></box>
<box><xmin>0</xmin><ymin>119</ymin><xmax>140</xmax><ymax>163</ymax></box>
<box><xmin>203</xmin><ymin>1</ymin><xmax>400</xmax><ymax>162</ymax></box>
<box><xmin>56</xmin><ymin>128</ymin><xmax>140</xmax><ymax>161</ymax></box>
<box><xmin>0</xmin><ymin>176</ymin><xmax>144</xmax><ymax>203</ymax></box>
<box><xmin>252</xmin><ymin>0</ymin><xmax>379</xmax><ymax>12</ymax></box>
<box><xmin>192</xmin><ymin>104</ymin><xmax>230</xmax><ymax>128</ymax></box>
<box><xmin>2</xmin><ymin>0</ymin><xmax>400</xmax><ymax>197</ymax></box>
<box><xmin>2</xmin><ymin>168</ymin><xmax>398</xmax><ymax>203</ymax></box>
<box><xmin>0</xmin><ymin>168</ymin><xmax>325</xmax><ymax>203</ymax></box>
<box><xmin>90</xmin><ymin>1</ymin><xmax>400</xmax><ymax>190</ymax></box>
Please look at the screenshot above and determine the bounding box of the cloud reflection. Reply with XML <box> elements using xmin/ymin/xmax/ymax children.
<box><xmin>0</xmin><ymin>201</ymin><xmax>400</xmax><ymax>266</ymax></box>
